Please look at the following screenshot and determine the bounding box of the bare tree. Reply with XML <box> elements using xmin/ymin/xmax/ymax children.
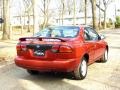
<box><xmin>32</xmin><ymin>0</ymin><xmax>35</xmax><ymax>34</ymax></box>
<box><xmin>66</xmin><ymin>0</ymin><xmax>73</xmax><ymax>15</ymax></box>
<box><xmin>32</xmin><ymin>0</ymin><xmax>40</xmax><ymax>34</ymax></box>
<box><xmin>20</xmin><ymin>14</ymin><xmax>24</xmax><ymax>34</ymax></box>
<box><xmin>85</xmin><ymin>0</ymin><xmax>87</xmax><ymax>24</ymax></box>
<box><xmin>2</xmin><ymin>0</ymin><xmax>10</xmax><ymax>40</ymax></box>
<box><xmin>98</xmin><ymin>0</ymin><xmax>101</xmax><ymax>30</ymax></box>
<box><xmin>23</xmin><ymin>0</ymin><xmax>32</xmax><ymax>32</ymax></box>
<box><xmin>79</xmin><ymin>0</ymin><xmax>84</xmax><ymax>13</ymax></box>
<box><xmin>42</xmin><ymin>0</ymin><xmax>51</xmax><ymax>29</ymax></box>
<box><xmin>61</xmin><ymin>0</ymin><xmax>65</xmax><ymax>25</ymax></box>
<box><xmin>73</xmin><ymin>0</ymin><xmax>76</xmax><ymax>25</ymax></box>
<box><xmin>96</xmin><ymin>0</ymin><xmax>113</xmax><ymax>29</ymax></box>
<box><xmin>27</xmin><ymin>11</ymin><xmax>31</xmax><ymax>32</ymax></box>
<box><xmin>19</xmin><ymin>3</ymin><xmax>24</xmax><ymax>34</ymax></box>
<box><xmin>102</xmin><ymin>0</ymin><xmax>113</xmax><ymax>29</ymax></box>
<box><xmin>90</xmin><ymin>0</ymin><xmax>97</xmax><ymax>30</ymax></box>
<box><xmin>0</xmin><ymin>0</ymin><xmax>3</xmax><ymax>31</ymax></box>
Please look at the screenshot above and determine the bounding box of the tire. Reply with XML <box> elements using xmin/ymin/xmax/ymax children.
<box><xmin>27</xmin><ymin>70</ymin><xmax>39</xmax><ymax>75</ymax></box>
<box><xmin>100</xmin><ymin>49</ymin><xmax>108</xmax><ymax>63</ymax></box>
<box><xmin>73</xmin><ymin>58</ymin><xmax>88</xmax><ymax>80</ymax></box>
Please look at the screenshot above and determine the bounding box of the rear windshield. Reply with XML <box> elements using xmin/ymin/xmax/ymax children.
<box><xmin>35</xmin><ymin>26</ymin><xmax>79</xmax><ymax>38</ymax></box>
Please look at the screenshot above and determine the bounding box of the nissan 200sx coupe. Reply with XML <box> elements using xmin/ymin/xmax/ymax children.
<box><xmin>15</xmin><ymin>25</ymin><xmax>108</xmax><ymax>80</ymax></box>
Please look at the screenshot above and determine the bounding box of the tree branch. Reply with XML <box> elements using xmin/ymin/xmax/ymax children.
<box><xmin>96</xmin><ymin>4</ymin><xmax>105</xmax><ymax>12</ymax></box>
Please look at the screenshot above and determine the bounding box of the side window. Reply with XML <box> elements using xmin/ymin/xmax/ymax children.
<box><xmin>84</xmin><ymin>29</ymin><xmax>90</xmax><ymax>41</ymax></box>
<box><xmin>84</xmin><ymin>27</ymin><xmax>99</xmax><ymax>41</ymax></box>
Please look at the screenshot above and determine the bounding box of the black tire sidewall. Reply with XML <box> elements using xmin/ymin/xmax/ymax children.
<box><xmin>27</xmin><ymin>70</ymin><xmax>39</xmax><ymax>75</ymax></box>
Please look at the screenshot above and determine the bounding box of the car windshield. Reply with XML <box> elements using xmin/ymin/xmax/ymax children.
<box><xmin>34</xmin><ymin>26</ymin><xmax>79</xmax><ymax>38</ymax></box>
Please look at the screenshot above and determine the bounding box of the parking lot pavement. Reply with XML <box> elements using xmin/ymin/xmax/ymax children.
<box><xmin>0</xmin><ymin>29</ymin><xmax>120</xmax><ymax>90</ymax></box>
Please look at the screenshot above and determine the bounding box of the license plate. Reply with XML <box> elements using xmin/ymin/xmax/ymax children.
<box><xmin>34</xmin><ymin>50</ymin><xmax>45</xmax><ymax>56</ymax></box>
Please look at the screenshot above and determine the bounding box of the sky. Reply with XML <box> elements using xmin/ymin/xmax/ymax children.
<box><xmin>10</xmin><ymin>0</ymin><xmax>120</xmax><ymax>17</ymax></box>
<box><xmin>107</xmin><ymin>0</ymin><xmax>120</xmax><ymax>19</ymax></box>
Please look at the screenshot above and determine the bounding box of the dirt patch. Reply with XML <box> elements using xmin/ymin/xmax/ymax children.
<box><xmin>0</xmin><ymin>40</ymin><xmax>17</xmax><ymax>62</ymax></box>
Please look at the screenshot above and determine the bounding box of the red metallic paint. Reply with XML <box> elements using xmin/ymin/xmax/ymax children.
<box><xmin>15</xmin><ymin>26</ymin><xmax>108</xmax><ymax>72</ymax></box>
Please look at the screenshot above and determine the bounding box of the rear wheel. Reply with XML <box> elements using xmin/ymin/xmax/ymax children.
<box><xmin>100</xmin><ymin>50</ymin><xmax>108</xmax><ymax>63</ymax></box>
<box><xmin>73</xmin><ymin>58</ymin><xmax>88</xmax><ymax>80</ymax></box>
<box><xmin>27</xmin><ymin>70</ymin><xmax>39</xmax><ymax>75</ymax></box>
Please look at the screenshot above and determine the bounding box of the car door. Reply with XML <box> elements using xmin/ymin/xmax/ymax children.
<box><xmin>83</xmin><ymin>28</ymin><xmax>96</xmax><ymax>63</ymax></box>
<box><xmin>88</xmin><ymin>29</ymin><xmax>106</xmax><ymax>59</ymax></box>
<box><xmin>85</xmin><ymin>27</ymin><xmax>103</xmax><ymax>61</ymax></box>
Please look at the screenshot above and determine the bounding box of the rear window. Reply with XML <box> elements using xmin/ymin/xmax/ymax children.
<box><xmin>35</xmin><ymin>26</ymin><xmax>79</xmax><ymax>38</ymax></box>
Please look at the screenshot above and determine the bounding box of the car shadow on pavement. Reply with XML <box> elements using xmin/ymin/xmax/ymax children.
<box><xmin>18</xmin><ymin>72</ymin><xmax>85</xmax><ymax>90</ymax></box>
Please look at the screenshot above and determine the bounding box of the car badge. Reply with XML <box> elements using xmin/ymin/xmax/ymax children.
<box><xmin>36</xmin><ymin>45</ymin><xmax>40</xmax><ymax>48</ymax></box>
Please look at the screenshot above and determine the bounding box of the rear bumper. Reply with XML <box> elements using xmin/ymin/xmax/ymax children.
<box><xmin>15</xmin><ymin>56</ymin><xmax>80</xmax><ymax>72</ymax></box>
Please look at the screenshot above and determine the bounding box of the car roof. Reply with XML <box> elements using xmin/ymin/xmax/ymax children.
<box><xmin>49</xmin><ymin>25</ymin><xmax>92</xmax><ymax>28</ymax></box>
<box><xmin>48</xmin><ymin>25</ymin><xmax>79</xmax><ymax>28</ymax></box>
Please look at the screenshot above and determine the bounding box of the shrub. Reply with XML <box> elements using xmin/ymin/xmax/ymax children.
<box><xmin>115</xmin><ymin>16</ymin><xmax>120</xmax><ymax>28</ymax></box>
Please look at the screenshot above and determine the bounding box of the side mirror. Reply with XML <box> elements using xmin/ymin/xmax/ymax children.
<box><xmin>100</xmin><ymin>35</ymin><xmax>106</xmax><ymax>40</ymax></box>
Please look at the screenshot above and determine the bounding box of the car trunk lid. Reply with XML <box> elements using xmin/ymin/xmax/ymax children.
<box><xmin>17</xmin><ymin>37</ymin><xmax>73</xmax><ymax>60</ymax></box>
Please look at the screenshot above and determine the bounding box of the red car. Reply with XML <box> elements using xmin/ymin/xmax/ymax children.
<box><xmin>15</xmin><ymin>25</ymin><xmax>108</xmax><ymax>80</ymax></box>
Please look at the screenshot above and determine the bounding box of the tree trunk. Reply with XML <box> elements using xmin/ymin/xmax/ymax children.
<box><xmin>42</xmin><ymin>0</ymin><xmax>46</xmax><ymax>29</ymax></box>
<box><xmin>20</xmin><ymin>14</ymin><xmax>23</xmax><ymax>34</ymax></box>
<box><xmin>68</xmin><ymin>10</ymin><xmax>71</xmax><ymax>15</ymax></box>
<box><xmin>103</xmin><ymin>8</ymin><xmax>107</xmax><ymax>29</ymax></box>
<box><xmin>85</xmin><ymin>0</ymin><xmax>87</xmax><ymax>24</ymax></box>
<box><xmin>32</xmin><ymin>0</ymin><xmax>39</xmax><ymax>35</ymax></box>
<box><xmin>91</xmin><ymin>0</ymin><xmax>97</xmax><ymax>30</ymax></box>
<box><xmin>0</xmin><ymin>7</ymin><xmax>3</xmax><ymax>31</ymax></box>
<box><xmin>32</xmin><ymin>0</ymin><xmax>35</xmax><ymax>35</ymax></box>
<box><xmin>59</xmin><ymin>10</ymin><xmax>61</xmax><ymax>25</ymax></box>
<box><xmin>73</xmin><ymin>0</ymin><xmax>76</xmax><ymax>25</ymax></box>
<box><xmin>2</xmin><ymin>0</ymin><xmax>9</xmax><ymax>40</ymax></box>
<box><xmin>27</xmin><ymin>12</ymin><xmax>30</xmax><ymax>32</ymax></box>
<box><xmin>61</xmin><ymin>0</ymin><xmax>65</xmax><ymax>25</ymax></box>
<box><xmin>42</xmin><ymin>16</ymin><xmax>47</xmax><ymax>29</ymax></box>
<box><xmin>42</xmin><ymin>0</ymin><xmax>50</xmax><ymax>29</ymax></box>
<box><xmin>99</xmin><ymin>0</ymin><xmax>101</xmax><ymax>30</ymax></box>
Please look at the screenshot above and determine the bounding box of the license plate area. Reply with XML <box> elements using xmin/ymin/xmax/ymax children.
<box><xmin>27</xmin><ymin>44</ymin><xmax>52</xmax><ymax>56</ymax></box>
<box><xmin>34</xmin><ymin>50</ymin><xmax>45</xmax><ymax>56</ymax></box>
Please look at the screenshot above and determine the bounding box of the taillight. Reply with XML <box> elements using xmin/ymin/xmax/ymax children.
<box><xmin>21</xmin><ymin>45</ymin><xmax>27</xmax><ymax>51</ymax></box>
<box><xmin>16</xmin><ymin>44</ymin><xmax>21</xmax><ymax>51</ymax></box>
<box><xmin>16</xmin><ymin>44</ymin><xmax>26</xmax><ymax>51</ymax></box>
<box><xmin>51</xmin><ymin>45</ymin><xmax>72</xmax><ymax>53</ymax></box>
<box><xmin>16</xmin><ymin>44</ymin><xmax>26</xmax><ymax>56</ymax></box>
<box><xmin>59</xmin><ymin>45</ymin><xmax>72</xmax><ymax>53</ymax></box>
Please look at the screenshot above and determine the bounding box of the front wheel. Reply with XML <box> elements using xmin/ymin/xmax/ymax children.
<box><xmin>73</xmin><ymin>58</ymin><xmax>88</xmax><ymax>80</ymax></box>
<box><xmin>100</xmin><ymin>50</ymin><xmax>108</xmax><ymax>63</ymax></box>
